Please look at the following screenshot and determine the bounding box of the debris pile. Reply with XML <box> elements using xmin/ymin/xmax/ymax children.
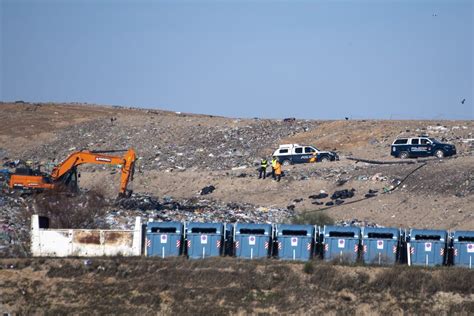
<box><xmin>19</xmin><ymin>117</ymin><xmax>318</xmax><ymax>171</ymax></box>
<box><xmin>336</xmin><ymin>218</ymin><xmax>380</xmax><ymax>227</ymax></box>
<box><xmin>0</xmin><ymin>194</ymin><xmax>31</xmax><ymax>257</ymax></box>
<box><xmin>109</xmin><ymin>193</ymin><xmax>296</xmax><ymax>228</ymax></box>
<box><xmin>200</xmin><ymin>185</ymin><xmax>215</xmax><ymax>195</ymax></box>
<box><xmin>308</xmin><ymin>188</ymin><xmax>358</xmax><ymax>206</ymax></box>
<box><xmin>330</xmin><ymin>189</ymin><xmax>355</xmax><ymax>200</ymax></box>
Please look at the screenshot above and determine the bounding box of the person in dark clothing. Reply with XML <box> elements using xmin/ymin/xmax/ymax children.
<box><xmin>258</xmin><ymin>158</ymin><xmax>268</xmax><ymax>179</ymax></box>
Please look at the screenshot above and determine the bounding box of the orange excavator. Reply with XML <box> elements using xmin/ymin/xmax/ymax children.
<box><xmin>8</xmin><ymin>149</ymin><xmax>136</xmax><ymax>197</ymax></box>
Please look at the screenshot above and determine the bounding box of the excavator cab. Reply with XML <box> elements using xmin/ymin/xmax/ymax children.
<box><xmin>57</xmin><ymin>167</ymin><xmax>80</xmax><ymax>192</ymax></box>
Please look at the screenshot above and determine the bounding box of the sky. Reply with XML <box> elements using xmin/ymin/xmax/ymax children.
<box><xmin>1</xmin><ymin>0</ymin><xmax>473</xmax><ymax>119</ymax></box>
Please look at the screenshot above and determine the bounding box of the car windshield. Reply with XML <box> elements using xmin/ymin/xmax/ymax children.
<box><xmin>429</xmin><ymin>138</ymin><xmax>442</xmax><ymax>144</ymax></box>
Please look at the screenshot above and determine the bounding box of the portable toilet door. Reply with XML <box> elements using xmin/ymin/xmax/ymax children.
<box><xmin>323</xmin><ymin>226</ymin><xmax>361</xmax><ymax>263</ymax></box>
<box><xmin>224</xmin><ymin>223</ymin><xmax>234</xmax><ymax>256</ymax></box>
<box><xmin>361</xmin><ymin>227</ymin><xmax>400</xmax><ymax>265</ymax></box>
<box><xmin>234</xmin><ymin>223</ymin><xmax>272</xmax><ymax>259</ymax></box>
<box><xmin>452</xmin><ymin>231</ymin><xmax>474</xmax><ymax>269</ymax></box>
<box><xmin>275</xmin><ymin>224</ymin><xmax>315</xmax><ymax>261</ymax></box>
<box><xmin>186</xmin><ymin>222</ymin><xmax>224</xmax><ymax>259</ymax></box>
<box><xmin>409</xmin><ymin>229</ymin><xmax>447</xmax><ymax>267</ymax></box>
<box><xmin>146</xmin><ymin>221</ymin><xmax>183</xmax><ymax>258</ymax></box>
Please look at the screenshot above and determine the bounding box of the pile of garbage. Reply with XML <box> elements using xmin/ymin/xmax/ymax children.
<box><xmin>109</xmin><ymin>193</ymin><xmax>296</xmax><ymax>229</ymax></box>
<box><xmin>336</xmin><ymin>218</ymin><xmax>381</xmax><ymax>227</ymax></box>
<box><xmin>307</xmin><ymin>187</ymin><xmax>384</xmax><ymax>207</ymax></box>
<box><xmin>0</xmin><ymin>194</ymin><xmax>31</xmax><ymax>257</ymax></box>
<box><xmin>18</xmin><ymin>116</ymin><xmax>319</xmax><ymax>171</ymax></box>
<box><xmin>308</xmin><ymin>189</ymin><xmax>357</xmax><ymax>206</ymax></box>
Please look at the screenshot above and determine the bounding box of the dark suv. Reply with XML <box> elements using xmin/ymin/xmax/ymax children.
<box><xmin>390</xmin><ymin>137</ymin><xmax>456</xmax><ymax>159</ymax></box>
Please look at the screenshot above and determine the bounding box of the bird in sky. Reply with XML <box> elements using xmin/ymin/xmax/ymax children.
<box><xmin>461</xmin><ymin>99</ymin><xmax>466</xmax><ymax>104</ymax></box>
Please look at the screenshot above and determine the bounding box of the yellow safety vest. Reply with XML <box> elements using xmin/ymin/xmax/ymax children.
<box><xmin>271</xmin><ymin>159</ymin><xmax>277</xmax><ymax>168</ymax></box>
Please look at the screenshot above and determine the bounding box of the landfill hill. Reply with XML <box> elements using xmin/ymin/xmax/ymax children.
<box><xmin>1</xmin><ymin>102</ymin><xmax>472</xmax><ymax>227</ymax></box>
<box><xmin>2</xmin><ymin>102</ymin><xmax>473</xmax><ymax>167</ymax></box>
<box><xmin>0</xmin><ymin>102</ymin><xmax>473</xmax><ymax>232</ymax></box>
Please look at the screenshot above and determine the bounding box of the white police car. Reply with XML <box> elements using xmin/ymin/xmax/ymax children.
<box><xmin>391</xmin><ymin>136</ymin><xmax>456</xmax><ymax>159</ymax></box>
<box><xmin>272</xmin><ymin>144</ymin><xmax>339</xmax><ymax>166</ymax></box>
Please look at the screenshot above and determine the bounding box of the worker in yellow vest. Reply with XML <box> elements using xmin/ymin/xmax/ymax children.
<box><xmin>271</xmin><ymin>157</ymin><xmax>278</xmax><ymax>179</ymax></box>
<box><xmin>258</xmin><ymin>158</ymin><xmax>268</xmax><ymax>179</ymax></box>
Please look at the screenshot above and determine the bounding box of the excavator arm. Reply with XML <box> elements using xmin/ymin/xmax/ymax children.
<box><xmin>50</xmin><ymin>149</ymin><xmax>137</xmax><ymax>196</ymax></box>
<box><xmin>9</xmin><ymin>148</ymin><xmax>137</xmax><ymax>196</ymax></box>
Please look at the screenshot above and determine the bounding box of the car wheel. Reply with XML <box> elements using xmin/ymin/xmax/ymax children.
<box><xmin>399</xmin><ymin>152</ymin><xmax>409</xmax><ymax>159</ymax></box>
<box><xmin>320</xmin><ymin>157</ymin><xmax>329</xmax><ymax>163</ymax></box>
<box><xmin>435</xmin><ymin>150</ymin><xmax>444</xmax><ymax>158</ymax></box>
<box><xmin>282</xmin><ymin>159</ymin><xmax>291</xmax><ymax>166</ymax></box>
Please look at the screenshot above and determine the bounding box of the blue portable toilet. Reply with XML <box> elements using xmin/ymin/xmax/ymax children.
<box><xmin>323</xmin><ymin>226</ymin><xmax>361</xmax><ymax>263</ymax></box>
<box><xmin>234</xmin><ymin>223</ymin><xmax>272</xmax><ymax>259</ymax></box>
<box><xmin>409</xmin><ymin>229</ymin><xmax>447</xmax><ymax>267</ymax></box>
<box><xmin>361</xmin><ymin>227</ymin><xmax>401</xmax><ymax>265</ymax></box>
<box><xmin>452</xmin><ymin>231</ymin><xmax>474</xmax><ymax>269</ymax></box>
<box><xmin>275</xmin><ymin>224</ymin><xmax>315</xmax><ymax>261</ymax></box>
<box><xmin>186</xmin><ymin>222</ymin><xmax>224</xmax><ymax>259</ymax></box>
<box><xmin>146</xmin><ymin>221</ymin><xmax>184</xmax><ymax>258</ymax></box>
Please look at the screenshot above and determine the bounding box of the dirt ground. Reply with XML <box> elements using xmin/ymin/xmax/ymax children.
<box><xmin>0</xmin><ymin>103</ymin><xmax>128</xmax><ymax>155</ymax></box>
<box><xmin>1</xmin><ymin>258</ymin><xmax>473</xmax><ymax>315</ymax></box>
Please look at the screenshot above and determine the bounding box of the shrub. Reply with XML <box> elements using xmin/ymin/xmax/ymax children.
<box><xmin>26</xmin><ymin>189</ymin><xmax>109</xmax><ymax>229</ymax></box>
<box><xmin>292</xmin><ymin>212</ymin><xmax>334</xmax><ymax>226</ymax></box>
<box><xmin>303</xmin><ymin>261</ymin><xmax>314</xmax><ymax>274</ymax></box>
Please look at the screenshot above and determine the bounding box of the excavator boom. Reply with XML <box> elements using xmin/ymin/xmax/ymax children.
<box><xmin>9</xmin><ymin>148</ymin><xmax>137</xmax><ymax>196</ymax></box>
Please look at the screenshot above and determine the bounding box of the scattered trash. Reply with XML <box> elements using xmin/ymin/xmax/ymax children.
<box><xmin>336</xmin><ymin>219</ymin><xmax>380</xmax><ymax>227</ymax></box>
<box><xmin>17</xmin><ymin>117</ymin><xmax>318</xmax><ymax>172</ymax></box>
<box><xmin>117</xmin><ymin>194</ymin><xmax>161</xmax><ymax>211</ymax></box>
<box><xmin>331</xmin><ymin>189</ymin><xmax>355</xmax><ymax>200</ymax></box>
<box><xmin>231</xmin><ymin>165</ymin><xmax>247</xmax><ymax>170</ymax></box>
<box><xmin>427</xmin><ymin>125</ymin><xmax>448</xmax><ymax>132</ymax></box>
<box><xmin>371</xmin><ymin>173</ymin><xmax>387</xmax><ymax>182</ymax></box>
<box><xmin>200</xmin><ymin>186</ymin><xmax>216</xmax><ymax>195</ymax></box>
<box><xmin>308</xmin><ymin>193</ymin><xmax>328</xmax><ymax>199</ymax></box>
<box><xmin>336</xmin><ymin>178</ymin><xmax>349</xmax><ymax>186</ymax></box>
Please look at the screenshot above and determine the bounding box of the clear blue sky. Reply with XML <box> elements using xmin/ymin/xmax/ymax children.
<box><xmin>1</xmin><ymin>0</ymin><xmax>473</xmax><ymax>119</ymax></box>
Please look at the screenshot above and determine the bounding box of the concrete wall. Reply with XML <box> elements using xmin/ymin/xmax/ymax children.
<box><xmin>31</xmin><ymin>215</ymin><xmax>142</xmax><ymax>257</ymax></box>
